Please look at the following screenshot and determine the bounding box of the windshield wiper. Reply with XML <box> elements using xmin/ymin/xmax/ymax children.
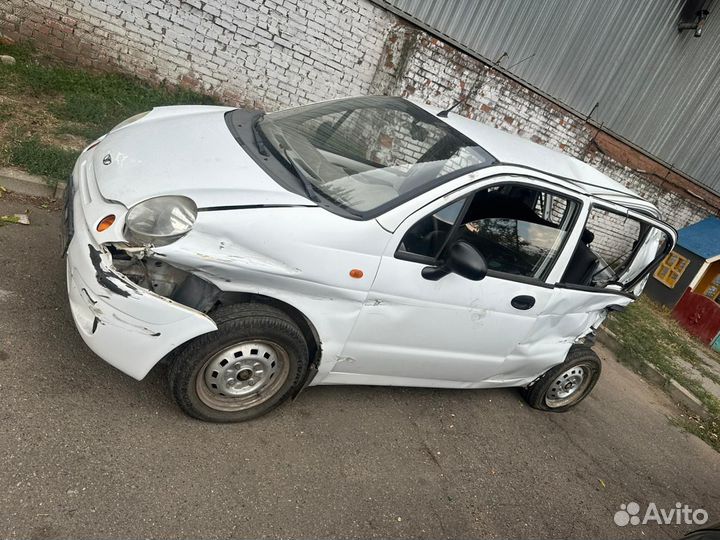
<box><xmin>251</xmin><ymin>115</ymin><xmax>269</xmax><ymax>156</ymax></box>
<box><xmin>255</xmin><ymin>121</ymin><xmax>318</xmax><ymax>203</ymax></box>
<box><xmin>278</xmin><ymin>145</ymin><xmax>319</xmax><ymax>203</ymax></box>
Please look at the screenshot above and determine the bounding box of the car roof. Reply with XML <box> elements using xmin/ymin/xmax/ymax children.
<box><xmin>411</xmin><ymin>100</ymin><xmax>652</xmax><ymax>208</ymax></box>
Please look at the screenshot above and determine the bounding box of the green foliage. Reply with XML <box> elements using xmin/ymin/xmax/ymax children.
<box><xmin>7</xmin><ymin>139</ymin><xmax>79</xmax><ymax>187</ymax></box>
<box><xmin>607</xmin><ymin>297</ymin><xmax>720</xmax><ymax>451</ymax></box>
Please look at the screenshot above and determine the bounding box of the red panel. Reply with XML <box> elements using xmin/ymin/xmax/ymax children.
<box><xmin>672</xmin><ymin>288</ymin><xmax>720</xmax><ymax>345</ymax></box>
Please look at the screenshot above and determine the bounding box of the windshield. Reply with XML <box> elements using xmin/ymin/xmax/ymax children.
<box><xmin>257</xmin><ymin>96</ymin><xmax>494</xmax><ymax>215</ymax></box>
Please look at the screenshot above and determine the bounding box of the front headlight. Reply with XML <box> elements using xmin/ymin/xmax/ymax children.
<box><xmin>125</xmin><ymin>196</ymin><xmax>197</xmax><ymax>246</ymax></box>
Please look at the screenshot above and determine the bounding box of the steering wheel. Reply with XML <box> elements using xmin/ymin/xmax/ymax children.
<box><xmin>417</xmin><ymin>216</ymin><xmax>444</xmax><ymax>251</ymax></box>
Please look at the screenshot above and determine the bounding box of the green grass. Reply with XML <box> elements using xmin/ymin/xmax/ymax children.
<box><xmin>6</xmin><ymin>138</ymin><xmax>78</xmax><ymax>187</ymax></box>
<box><xmin>607</xmin><ymin>297</ymin><xmax>720</xmax><ymax>451</ymax></box>
<box><xmin>0</xmin><ymin>41</ymin><xmax>219</xmax><ymax>183</ymax></box>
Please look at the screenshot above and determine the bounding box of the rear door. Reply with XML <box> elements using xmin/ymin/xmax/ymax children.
<box><xmin>513</xmin><ymin>200</ymin><xmax>677</xmax><ymax>378</ymax></box>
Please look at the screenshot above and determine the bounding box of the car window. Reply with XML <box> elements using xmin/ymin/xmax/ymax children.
<box><xmin>457</xmin><ymin>186</ymin><xmax>578</xmax><ymax>279</ymax></box>
<box><xmin>397</xmin><ymin>184</ymin><xmax>578</xmax><ymax>280</ymax></box>
<box><xmin>258</xmin><ymin>97</ymin><xmax>493</xmax><ymax>214</ymax></box>
<box><xmin>397</xmin><ymin>198</ymin><xmax>466</xmax><ymax>259</ymax></box>
<box><xmin>563</xmin><ymin>206</ymin><xmax>670</xmax><ymax>288</ymax></box>
<box><xmin>300</xmin><ymin>107</ymin><xmax>449</xmax><ymax>167</ymax></box>
<box><xmin>585</xmin><ymin>207</ymin><xmax>641</xmax><ymax>275</ymax></box>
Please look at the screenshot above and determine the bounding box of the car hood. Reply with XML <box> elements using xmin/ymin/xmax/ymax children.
<box><xmin>90</xmin><ymin>106</ymin><xmax>315</xmax><ymax>209</ymax></box>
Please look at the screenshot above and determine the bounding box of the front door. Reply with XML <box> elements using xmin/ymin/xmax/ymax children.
<box><xmin>333</xmin><ymin>180</ymin><xmax>583</xmax><ymax>386</ymax></box>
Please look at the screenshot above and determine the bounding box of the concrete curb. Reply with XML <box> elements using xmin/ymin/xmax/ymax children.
<box><xmin>667</xmin><ymin>378</ymin><xmax>707</xmax><ymax>417</ymax></box>
<box><xmin>596</xmin><ymin>327</ymin><xmax>620</xmax><ymax>355</ymax></box>
<box><xmin>0</xmin><ymin>167</ymin><xmax>66</xmax><ymax>199</ymax></box>
<box><xmin>598</xmin><ymin>327</ymin><xmax>709</xmax><ymax>418</ymax></box>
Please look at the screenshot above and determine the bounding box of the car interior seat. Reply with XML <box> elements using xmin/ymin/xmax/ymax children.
<box><xmin>562</xmin><ymin>228</ymin><xmax>599</xmax><ymax>286</ymax></box>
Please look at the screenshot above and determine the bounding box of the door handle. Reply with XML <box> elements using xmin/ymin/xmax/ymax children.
<box><xmin>511</xmin><ymin>295</ymin><xmax>536</xmax><ymax>310</ymax></box>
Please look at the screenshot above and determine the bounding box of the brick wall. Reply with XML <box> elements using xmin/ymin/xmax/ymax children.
<box><xmin>373</xmin><ymin>29</ymin><xmax>715</xmax><ymax>232</ymax></box>
<box><xmin>1</xmin><ymin>0</ymin><xmax>393</xmax><ymax>108</ymax></box>
<box><xmin>2</xmin><ymin>0</ymin><xmax>717</xmax><ymax>236</ymax></box>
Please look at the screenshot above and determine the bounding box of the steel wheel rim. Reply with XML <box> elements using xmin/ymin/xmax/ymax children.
<box><xmin>544</xmin><ymin>363</ymin><xmax>592</xmax><ymax>408</ymax></box>
<box><xmin>196</xmin><ymin>340</ymin><xmax>290</xmax><ymax>412</ymax></box>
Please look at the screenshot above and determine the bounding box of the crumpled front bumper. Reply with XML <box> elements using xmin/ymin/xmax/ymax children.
<box><xmin>65</xmin><ymin>177</ymin><xmax>217</xmax><ymax>381</ymax></box>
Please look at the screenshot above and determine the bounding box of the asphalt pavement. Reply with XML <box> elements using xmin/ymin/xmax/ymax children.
<box><xmin>1</xmin><ymin>192</ymin><xmax>719</xmax><ymax>539</ymax></box>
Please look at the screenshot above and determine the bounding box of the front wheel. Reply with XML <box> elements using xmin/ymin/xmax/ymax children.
<box><xmin>168</xmin><ymin>303</ymin><xmax>309</xmax><ymax>422</ymax></box>
<box><xmin>522</xmin><ymin>346</ymin><xmax>601</xmax><ymax>412</ymax></box>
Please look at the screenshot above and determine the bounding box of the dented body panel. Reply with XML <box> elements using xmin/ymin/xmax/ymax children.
<box><xmin>65</xmin><ymin>176</ymin><xmax>217</xmax><ymax>380</ymax></box>
<box><xmin>64</xmin><ymin>101</ymin><xmax>676</xmax><ymax>392</ymax></box>
<box><xmin>155</xmin><ymin>206</ymin><xmax>391</xmax><ymax>382</ymax></box>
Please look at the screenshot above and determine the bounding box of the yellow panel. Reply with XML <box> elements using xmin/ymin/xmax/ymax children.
<box><xmin>653</xmin><ymin>250</ymin><xmax>690</xmax><ymax>288</ymax></box>
<box><xmin>696</xmin><ymin>260</ymin><xmax>720</xmax><ymax>294</ymax></box>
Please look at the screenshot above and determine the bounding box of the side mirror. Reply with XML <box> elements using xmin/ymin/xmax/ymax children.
<box><xmin>421</xmin><ymin>240</ymin><xmax>488</xmax><ymax>281</ymax></box>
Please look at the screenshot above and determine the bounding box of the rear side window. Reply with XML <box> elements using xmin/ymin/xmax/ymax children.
<box><xmin>562</xmin><ymin>206</ymin><xmax>670</xmax><ymax>289</ymax></box>
<box><xmin>586</xmin><ymin>208</ymin><xmax>641</xmax><ymax>275</ymax></box>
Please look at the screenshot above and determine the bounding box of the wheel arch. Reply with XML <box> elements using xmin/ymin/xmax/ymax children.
<box><xmin>523</xmin><ymin>342</ymin><xmax>595</xmax><ymax>390</ymax></box>
<box><xmin>214</xmin><ymin>291</ymin><xmax>322</xmax><ymax>369</ymax></box>
<box><xmin>150</xmin><ymin>272</ymin><xmax>323</xmax><ymax>391</ymax></box>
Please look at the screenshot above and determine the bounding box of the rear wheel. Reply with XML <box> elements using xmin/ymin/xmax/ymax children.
<box><xmin>522</xmin><ymin>346</ymin><xmax>601</xmax><ymax>412</ymax></box>
<box><xmin>168</xmin><ymin>303</ymin><xmax>308</xmax><ymax>422</ymax></box>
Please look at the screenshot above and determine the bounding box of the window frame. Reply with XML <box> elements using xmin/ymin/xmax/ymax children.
<box><xmin>557</xmin><ymin>200</ymin><xmax>676</xmax><ymax>295</ymax></box>
<box><xmin>653</xmin><ymin>251</ymin><xmax>690</xmax><ymax>288</ymax></box>
<box><xmin>394</xmin><ymin>179</ymin><xmax>583</xmax><ymax>286</ymax></box>
<box><xmin>578</xmin><ymin>203</ymin><xmax>647</xmax><ymax>285</ymax></box>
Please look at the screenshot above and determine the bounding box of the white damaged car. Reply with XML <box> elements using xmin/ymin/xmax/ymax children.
<box><xmin>63</xmin><ymin>96</ymin><xmax>676</xmax><ymax>422</ymax></box>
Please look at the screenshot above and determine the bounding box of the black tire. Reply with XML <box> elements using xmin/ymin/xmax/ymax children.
<box><xmin>168</xmin><ymin>303</ymin><xmax>309</xmax><ymax>422</ymax></box>
<box><xmin>522</xmin><ymin>346</ymin><xmax>601</xmax><ymax>412</ymax></box>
